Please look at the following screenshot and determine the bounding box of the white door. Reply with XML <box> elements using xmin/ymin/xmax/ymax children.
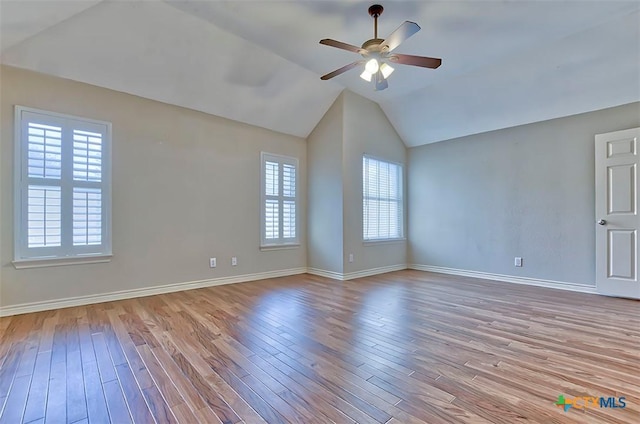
<box><xmin>595</xmin><ymin>127</ymin><xmax>640</xmax><ymax>299</ymax></box>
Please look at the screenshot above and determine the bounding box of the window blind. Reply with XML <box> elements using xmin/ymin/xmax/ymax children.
<box><xmin>363</xmin><ymin>156</ymin><xmax>403</xmax><ymax>240</ymax></box>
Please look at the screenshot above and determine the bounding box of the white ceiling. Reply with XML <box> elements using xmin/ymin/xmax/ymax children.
<box><xmin>1</xmin><ymin>0</ymin><xmax>639</xmax><ymax>147</ymax></box>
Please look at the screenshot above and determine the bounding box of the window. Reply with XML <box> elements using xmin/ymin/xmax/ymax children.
<box><xmin>14</xmin><ymin>106</ymin><xmax>112</xmax><ymax>266</ymax></box>
<box><xmin>261</xmin><ymin>152</ymin><xmax>299</xmax><ymax>247</ymax></box>
<box><xmin>363</xmin><ymin>155</ymin><xmax>404</xmax><ymax>241</ymax></box>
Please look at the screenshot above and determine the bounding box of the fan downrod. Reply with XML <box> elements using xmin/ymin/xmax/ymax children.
<box><xmin>368</xmin><ymin>4</ymin><xmax>383</xmax><ymax>39</ymax></box>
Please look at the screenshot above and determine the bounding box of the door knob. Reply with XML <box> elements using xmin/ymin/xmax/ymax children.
<box><xmin>597</xmin><ymin>219</ymin><xmax>607</xmax><ymax>225</ymax></box>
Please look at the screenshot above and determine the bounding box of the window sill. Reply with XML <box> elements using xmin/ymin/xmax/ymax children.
<box><xmin>363</xmin><ymin>238</ymin><xmax>407</xmax><ymax>246</ymax></box>
<box><xmin>13</xmin><ymin>254</ymin><xmax>113</xmax><ymax>269</ymax></box>
<box><xmin>260</xmin><ymin>244</ymin><xmax>300</xmax><ymax>251</ymax></box>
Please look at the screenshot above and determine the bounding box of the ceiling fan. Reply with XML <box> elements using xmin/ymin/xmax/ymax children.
<box><xmin>319</xmin><ymin>4</ymin><xmax>441</xmax><ymax>91</ymax></box>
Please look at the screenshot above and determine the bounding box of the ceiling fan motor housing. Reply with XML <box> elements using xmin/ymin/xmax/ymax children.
<box><xmin>362</xmin><ymin>38</ymin><xmax>384</xmax><ymax>53</ymax></box>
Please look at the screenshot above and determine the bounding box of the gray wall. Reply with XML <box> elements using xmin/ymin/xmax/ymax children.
<box><xmin>408</xmin><ymin>102</ymin><xmax>640</xmax><ymax>285</ymax></box>
<box><xmin>3</xmin><ymin>65</ymin><xmax>637</xmax><ymax>309</ymax></box>
<box><xmin>342</xmin><ymin>91</ymin><xmax>407</xmax><ymax>274</ymax></box>
<box><xmin>307</xmin><ymin>93</ymin><xmax>344</xmax><ymax>274</ymax></box>
<box><xmin>306</xmin><ymin>91</ymin><xmax>408</xmax><ymax>275</ymax></box>
<box><xmin>0</xmin><ymin>66</ymin><xmax>307</xmax><ymax>308</ymax></box>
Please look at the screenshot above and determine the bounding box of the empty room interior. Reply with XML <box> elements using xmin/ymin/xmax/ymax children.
<box><xmin>1</xmin><ymin>1</ymin><xmax>639</xmax><ymax>423</ymax></box>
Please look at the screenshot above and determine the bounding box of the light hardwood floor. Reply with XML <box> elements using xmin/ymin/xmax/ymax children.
<box><xmin>0</xmin><ymin>270</ymin><xmax>638</xmax><ymax>423</ymax></box>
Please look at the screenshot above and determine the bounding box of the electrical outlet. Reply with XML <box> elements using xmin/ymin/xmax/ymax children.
<box><xmin>348</xmin><ymin>253</ymin><xmax>354</xmax><ymax>263</ymax></box>
<box><xmin>514</xmin><ymin>257</ymin><xmax>523</xmax><ymax>267</ymax></box>
<box><xmin>209</xmin><ymin>257</ymin><xmax>216</xmax><ymax>268</ymax></box>
<box><xmin>231</xmin><ymin>256</ymin><xmax>237</xmax><ymax>266</ymax></box>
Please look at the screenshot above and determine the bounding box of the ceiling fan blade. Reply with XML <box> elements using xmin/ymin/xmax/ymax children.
<box><xmin>320</xmin><ymin>39</ymin><xmax>366</xmax><ymax>54</ymax></box>
<box><xmin>381</xmin><ymin>21</ymin><xmax>420</xmax><ymax>52</ymax></box>
<box><xmin>389</xmin><ymin>53</ymin><xmax>442</xmax><ymax>69</ymax></box>
<box><xmin>320</xmin><ymin>61</ymin><xmax>363</xmax><ymax>80</ymax></box>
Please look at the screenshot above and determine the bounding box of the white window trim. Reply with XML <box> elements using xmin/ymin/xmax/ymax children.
<box><xmin>13</xmin><ymin>106</ymin><xmax>112</xmax><ymax>268</ymax></box>
<box><xmin>362</xmin><ymin>154</ymin><xmax>405</xmax><ymax>242</ymax></box>
<box><xmin>12</xmin><ymin>255</ymin><xmax>113</xmax><ymax>270</ymax></box>
<box><xmin>260</xmin><ymin>152</ymin><xmax>299</xmax><ymax>248</ymax></box>
<box><xmin>363</xmin><ymin>238</ymin><xmax>406</xmax><ymax>246</ymax></box>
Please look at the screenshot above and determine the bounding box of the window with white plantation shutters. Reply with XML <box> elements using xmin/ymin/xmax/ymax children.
<box><xmin>363</xmin><ymin>155</ymin><xmax>404</xmax><ymax>241</ymax></box>
<box><xmin>261</xmin><ymin>153</ymin><xmax>299</xmax><ymax>247</ymax></box>
<box><xmin>14</xmin><ymin>106</ymin><xmax>112</xmax><ymax>265</ymax></box>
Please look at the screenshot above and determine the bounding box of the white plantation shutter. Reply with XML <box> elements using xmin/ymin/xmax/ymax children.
<box><xmin>283</xmin><ymin>164</ymin><xmax>295</xmax><ymax>197</ymax></box>
<box><xmin>73</xmin><ymin>129</ymin><xmax>103</xmax><ymax>182</ymax></box>
<box><xmin>72</xmin><ymin>128</ymin><xmax>104</xmax><ymax>248</ymax></box>
<box><xmin>27</xmin><ymin>186</ymin><xmax>62</xmax><ymax>248</ymax></box>
<box><xmin>73</xmin><ymin>188</ymin><xmax>102</xmax><ymax>246</ymax></box>
<box><xmin>283</xmin><ymin>201</ymin><xmax>296</xmax><ymax>239</ymax></box>
<box><xmin>264</xmin><ymin>161</ymin><xmax>279</xmax><ymax>240</ymax></box>
<box><xmin>26</xmin><ymin>121</ymin><xmax>64</xmax><ymax>249</ymax></box>
<box><xmin>265</xmin><ymin>161</ymin><xmax>279</xmax><ymax>196</ymax></box>
<box><xmin>363</xmin><ymin>156</ymin><xmax>404</xmax><ymax>240</ymax></box>
<box><xmin>27</xmin><ymin>123</ymin><xmax>62</xmax><ymax>179</ymax></box>
<box><xmin>261</xmin><ymin>153</ymin><xmax>299</xmax><ymax>246</ymax></box>
<box><xmin>282</xmin><ymin>163</ymin><xmax>296</xmax><ymax>239</ymax></box>
<box><xmin>15</xmin><ymin>106</ymin><xmax>112</xmax><ymax>263</ymax></box>
<box><xmin>264</xmin><ymin>199</ymin><xmax>279</xmax><ymax>240</ymax></box>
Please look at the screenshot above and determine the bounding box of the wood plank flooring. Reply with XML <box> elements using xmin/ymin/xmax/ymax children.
<box><xmin>0</xmin><ymin>270</ymin><xmax>638</xmax><ymax>423</ymax></box>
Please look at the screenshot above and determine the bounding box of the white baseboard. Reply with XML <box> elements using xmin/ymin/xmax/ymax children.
<box><xmin>0</xmin><ymin>267</ymin><xmax>307</xmax><ymax>317</ymax></box>
<box><xmin>0</xmin><ymin>263</ymin><xmax>600</xmax><ymax>317</ymax></box>
<box><xmin>343</xmin><ymin>264</ymin><xmax>408</xmax><ymax>280</ymax></box>
<box><xmin>409</xmin><ymin>264</ymin><xmax>598</xmax><ymax>294</ymax></box>
<box><xmin>306</xmin><ymin>268</ymin><xmax>344</xmax><ymax>280</ymax></box>
<box><xmin>307</xmin><ymin>264</ymin><xmax>407</xmax><ymax>281</ymax></box>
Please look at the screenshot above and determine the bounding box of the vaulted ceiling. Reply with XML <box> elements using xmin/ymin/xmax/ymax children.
<box><xmin>2</xmin><ymin>0</ymin><xmax>639</xmax><ymax>147</ymax></box>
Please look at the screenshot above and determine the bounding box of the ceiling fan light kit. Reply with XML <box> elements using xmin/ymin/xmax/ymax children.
<box><xmin>319</xmin><ymin>4</ymin><xmax>441</xmax><ymax>91</ymax></box>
